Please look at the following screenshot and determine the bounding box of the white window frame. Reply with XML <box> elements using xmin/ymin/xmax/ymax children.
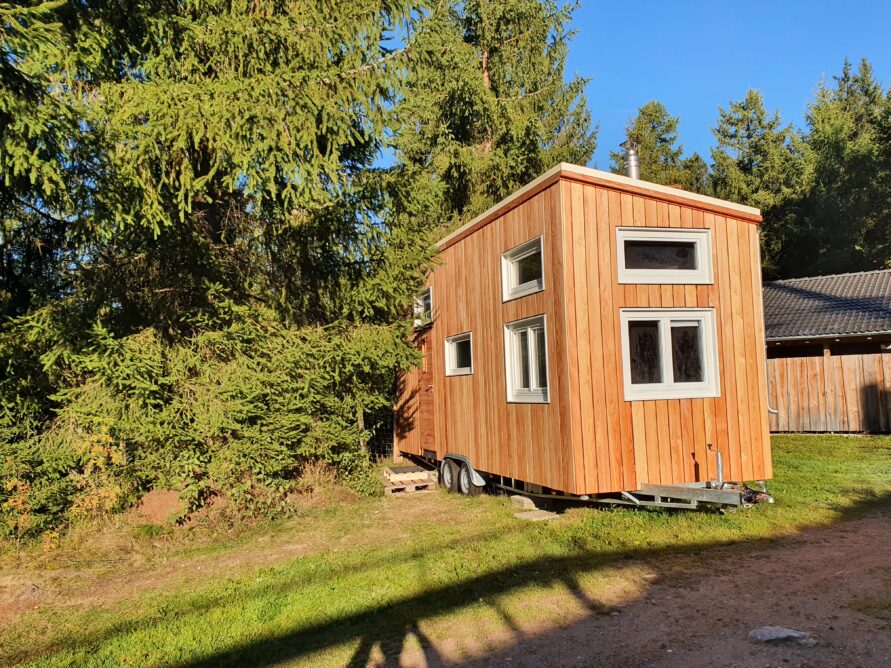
<box><xmin>616</xmin><ymin>227</ymin><xmax>713</xmax><ymax>284</ymax></box>
<box><xmin>501</xmin><ymin>237</ymin><xmax>544</xmax><ymax>301</ymax></box>
<box><xmin>503</xmin><ymin>315</ymin><xmax>549</xmax><ymax>403</ymax></box>
<box><xmin>445</xmin><ymin>331</ymin><xmax>473</xmax><ymax>376</ymax></box>
<box><xmin>619</xmin><ymin>308</ymin><xmax>720</xmax><ymax>401</ymax></box>
<box><xmin>413</xmin><ymin>287</ymin><xmax>433</xmax><ymax>326</ymax></box>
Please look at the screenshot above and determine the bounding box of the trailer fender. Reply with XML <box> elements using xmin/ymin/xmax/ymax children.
<box><xmin>443</xmin><ymin>454</ymin><xmax>486</xmax><ymax>487</ymax></box>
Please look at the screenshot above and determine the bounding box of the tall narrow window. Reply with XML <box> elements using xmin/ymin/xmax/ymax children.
<box><xmin>628</xmin><ymin>320</ymin><xmax>662</xmax><ymax>384</ymax></box>
<box><xmin>504</xmin><ymin>315</ymin><xmax>548</xmax><ymax>402</ymax></box>
<box><xmin>502</xmin><ymin>237</ymin><xmax>544</xmax><ymax>301</ymax></box>
<box><xmin>413</xmin><ymin>287</ymin><xmax>432</xmax><ymax>326</ymax></box>
<box><xmin>620</xmin><ymin>309</ymin><xmax>719</xmax><ymax>400</ymax></box>
<box><xmin>445</xmin><ymin>332</ymin><xmax>473</xmax><ymax>376</ymax></box>
<box><xmin>616</xmin><ymin>228</ymin><xmax>713</xmax><ymax>284</ymax></box>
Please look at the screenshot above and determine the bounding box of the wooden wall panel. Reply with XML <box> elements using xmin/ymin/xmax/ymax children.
<box><xmin>561</xmin><ymin>184</ymin><xmax>772</xmax><ymax>490</ymax></box>
<box><xmin>399</xmin><ymin>173</ymin><xmax>773</xmax><ymax>494</ymax></box>
<box><xmin>393</xmin><ymin>183</ymin><xmax>579</xmax><ymax>492</ymax></box>
<box><xmin>768</xmin><ymin>352</ymin><xmax>891</xmax><ymax>433</ymax></box>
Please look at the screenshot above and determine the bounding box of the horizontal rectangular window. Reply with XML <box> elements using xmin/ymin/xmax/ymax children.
<box><xmin>616</xmin><ymin>228</ymin><xmax>713</xmax><ymax>284</ymax></box>
<box><xmin>620</xmin><ymin>308</ymin><xmax>719</xmax><ymax>400</ymax></box>
<box><xmin>504</xmin><ymin>315</ymin><xmax>549</xmax><ymax>403</ymax></box>
<box><xmin>445</xmin><ymin>332</ymin><xmax>473</xmax><ymax>376</ymax></box>
<box><xmin>502</xmin><ymin>237</ymin><xmax>544</xmax><ymax>301</ymax></box>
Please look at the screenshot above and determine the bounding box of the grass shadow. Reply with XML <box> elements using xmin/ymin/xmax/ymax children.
<box><xmin>157</xmin><ymin>491</ymin><xmax>891</xmax><ymax>667</ymax></box>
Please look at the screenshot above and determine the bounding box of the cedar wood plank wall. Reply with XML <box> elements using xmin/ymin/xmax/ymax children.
<box><xmin>560</xmin><ymin>179</ymin><xmax>772</xmax><ymax>494</ymax></box>
<box><xmin>768</xmin><ymin>352</ymin><xmax>891</xmax><ymax>433</ymax></box>
<box><xmin>405</xmin><ymin>184</ymin><xmax>576</xmax><ymax>492</ymax></box>
<box><xmin>395</xmin><ymin>176</ymin><xmax>772</xmax><ymax>494</ymax></box>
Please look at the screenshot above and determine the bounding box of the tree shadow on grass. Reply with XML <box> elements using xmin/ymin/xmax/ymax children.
<box><xmin>12</xmin><ymin>491</ymin><xmax>891</xmax><ymax>667</ymax></box>
<box><xmin>169</xmin><ymin>491</ymin><xmax>891</xmax><ymax>667</ymax></box>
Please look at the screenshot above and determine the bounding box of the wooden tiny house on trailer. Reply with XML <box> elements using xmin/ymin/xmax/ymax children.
<box><xmin>395</xmin><ymin>163</ymin><xmax>773</xmax><ymax>503</ymax></box>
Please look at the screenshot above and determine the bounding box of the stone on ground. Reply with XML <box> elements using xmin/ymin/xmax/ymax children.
<box><xmin>510</xmin><ymin>494</ymin><xmax>538</xmax><ymax>510</ymax></box>
<box><xmin>513</xmin><ymin>509</ymin><xmax>557</xmax><ymax>521</ymax></box>
<box><xmin>748</xmin><ymin>626</ymin><xmax>817</xmax><ymax>647</ymax></box>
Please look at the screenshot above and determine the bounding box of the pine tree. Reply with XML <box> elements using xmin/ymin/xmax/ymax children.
<box><xmin>393</xmin><ymin>0</ymin><xmax>597</xmax><ymax>231</ymax></box>
<box><xmin>801</xmin><ymin>58</ymin><xmax>890</xmax><ymax>273</ymax></box>
<box><xmin>609</xmin><ymin>100</ymin><xmax>709</xmax><ymax>193</ymax></box>
<box><xmin>0</xmin><ymin>1</ymin><xmax>72</xmax><ymax>317</ymax></box>
<box><xmin>0</xmin><ymin>1</ymin><xmax>436</xmax><ymax>532</ymax></box>
<box><xmin>710</xmin><ymin>89</ymin><xmax>810</xmax><ymax>276</ymax></box>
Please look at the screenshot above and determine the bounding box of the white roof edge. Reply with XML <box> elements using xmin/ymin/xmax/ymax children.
<box><xmin>559</xmin><ymin>163</ymin><xmax>762</xmax><ymax>217</ymax></box>
<box><xmin>437</xmin><ymin>162</ymin><xmax>761</xmax><ymax>248</ymax></box>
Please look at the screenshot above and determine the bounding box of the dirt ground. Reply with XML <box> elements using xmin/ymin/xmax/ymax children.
<box><xmin>452</xmin><ymin>511</ymin><xmax>891</xmax><ymax>668</ymax></box>
<box><xmin>2</xmin><ymin>503</ymin><xmax>890</xmax><ymax>666</ymax></box>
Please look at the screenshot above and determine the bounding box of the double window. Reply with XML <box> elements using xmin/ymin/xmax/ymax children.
<box><xmin>620</xmin><ymin>309</ymin><xmax>719</xmax><ymax>400</ymax></box>
<box><xmin>616</xmin><ymin>228</ymin><xmax>713</xmax><ymax>284</ymax></box>
<box><xmin>445</xmin><ymin>332</ymin><xmax>473</xmax><ymax>376</ymax></box>
<box><xmin>504</xmin><ymin>315</ymin><xmax>549</xmax><ymax>403</ymax></box>
<box><xmin>502</xmin><ymin>237</ymin><xmax>544</xmax><ymax>301</ymax></box>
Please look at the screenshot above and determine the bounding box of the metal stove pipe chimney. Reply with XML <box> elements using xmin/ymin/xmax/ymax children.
<box><xmin>620</xmin><ymin>139</ymin><xmax>640</xmax><ymax>180</ymax></box>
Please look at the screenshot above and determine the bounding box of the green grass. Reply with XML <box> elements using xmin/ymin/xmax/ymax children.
<box><xmin>2</xmin><ymin>435</ymin><xmax>891</xmax><ymax>667</ymax></box>
<box><xmin>850</xmin><ymin>597</ymin><xmax>891</xmax><ymax>621</ymax></box>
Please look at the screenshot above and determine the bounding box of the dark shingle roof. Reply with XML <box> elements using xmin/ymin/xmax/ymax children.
<box><xmin>762</xmin><ymin>269</ymin><xmax>891</xmax><ymax>341</ymax></box>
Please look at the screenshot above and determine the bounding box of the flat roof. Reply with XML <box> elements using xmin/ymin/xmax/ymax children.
<box><xmin>438</xmin><ymin>162</ymin><xmax>762</xmax><ymax>250</ymax></box>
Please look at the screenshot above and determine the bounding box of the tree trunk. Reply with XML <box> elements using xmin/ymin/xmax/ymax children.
<box><xmin>481</xmin><ymin>46</ymin><xmax>493</xmax><ymax>154</ymax></box>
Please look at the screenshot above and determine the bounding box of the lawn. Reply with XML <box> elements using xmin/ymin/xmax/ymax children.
<box><xmin>2</xmin><ymin>435</ymin><xmax>890</xmax><ymax>667</ymax></box>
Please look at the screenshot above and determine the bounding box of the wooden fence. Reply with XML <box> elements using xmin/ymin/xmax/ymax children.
<box><xmin>768</xmin><ymin>352</ymin><xmax>891</xmax><ymax>433</ymax></box>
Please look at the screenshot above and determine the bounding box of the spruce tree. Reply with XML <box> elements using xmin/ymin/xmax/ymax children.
<box><xmin>609</xmin><ymin>100</ymin><xmax>709</xmax><ymax>193</ymax></box>
<box><xmin>0</xmin><ymin>1</ymin><xmax>435</xmax><ymax>533</ymax></box>
<box><xmin>801</xmin><ymin>58</ymin><xmax>890</xmax><ymax>273</ymax></box>
<box><xmin>710</xmin><ymin>89</ymin><xmax>810</xmax><ymax>276</ymax></box>
<box><xmin>393</xmin><ymin>0</ymin><xmax>597</xmax><ymax>231</ymax></box>
<box><xmin>0</xmin><ymin>1</ymin><xmax>72</xmax><ymax>317</ymax></box>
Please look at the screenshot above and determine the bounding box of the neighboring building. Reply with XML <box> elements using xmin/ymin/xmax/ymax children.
<box><xmin>764</xmin><ymin>269</ymin><xmax>891</xmax><ymax>433</ymax></box>
<box><xmin>395</xmin><ymin>163</ymin><xmax>772</xmax><ymax>498</ymax></box>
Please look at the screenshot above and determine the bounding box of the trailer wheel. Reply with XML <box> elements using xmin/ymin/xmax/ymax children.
<box><xmin>458</xmin><ymin>462</ymin><xmax>483</xmax><ymax>497</ymax></box>
<box><xmin>440</xmin><ymin>459</ymin><xmax>459</xmax><ymax>493</ymax></box>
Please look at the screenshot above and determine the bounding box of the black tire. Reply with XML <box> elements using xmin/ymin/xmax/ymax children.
<box><xmin>458</xmin><ymin>462</ymin><xmax>483</xmax><ymax>497</ymax></box>
<box><xmin>441</xmin><ymin>459</ymin><xmax>460</xmax><ymax>492</ymax></box>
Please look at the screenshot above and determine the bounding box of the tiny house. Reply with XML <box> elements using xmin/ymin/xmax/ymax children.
<box><xmin>395</xmin><ymin>163</ymin><xmax>773</xmax><ymax>503</ymax></box>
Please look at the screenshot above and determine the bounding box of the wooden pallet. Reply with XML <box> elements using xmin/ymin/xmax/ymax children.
<box><xmin>384</xmin><ymin>465</ymin><xmax>435</xmax><ymax>483</ymax></box>
<box><xmin>384</xmin><ymin>477</ymin><xmax>436</xmax><ymax>495</ymax></box>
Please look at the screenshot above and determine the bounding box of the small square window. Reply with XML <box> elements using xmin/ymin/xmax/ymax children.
<box><xmin>445</xmin><ymin>332</ymin><xmax>473</xmax><ymax>376</ymax></box>
<box><xmin>413</xmin><ymin>287</ymin><xmax>432</xmax><ymax>326</ymax></box>
<box><xmin>620</xmin><ymin>309</ymin><xmax>719</xmax><ymax>400</ymax></box>
<box><xmin>504</xmin><ymin>315</ymin><xmax>549</xmax><ymax>402</ymax></box>
<box><xmin>616</xmin><ymin>228</ymin><xmax>713</xmax><ymax>284</ymax></box>
<box><xmin>502</xmin><ymin>237</ymin><xmax>544</xmax><ymax>301</ymax></box>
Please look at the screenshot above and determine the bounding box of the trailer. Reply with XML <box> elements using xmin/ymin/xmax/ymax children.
<box><xmin>394</xmin><ymin>162</ymin><xmax>773</xmax><ymax>509</ymax></box>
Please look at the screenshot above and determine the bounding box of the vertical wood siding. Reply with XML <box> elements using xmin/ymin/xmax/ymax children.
<box><xmin>396</xmin><ymin>175</ymin><xmax>772</xmax><ymax>495</ymax></box>
<box><xmin>560</xmin><ymin>180</ymin><xmax>772</xmax><ymax>490</ymax></box>
<box><xmin>768</xmin><ymin>352</ymin><xmax>891</xmax><ymax>433</ymax></box>
<box><xmin>395</xmin><ymin>184</ymin><xmax>578</xmax><ymax>492</ymax></box>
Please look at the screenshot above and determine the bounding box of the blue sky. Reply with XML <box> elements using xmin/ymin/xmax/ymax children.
<box><xmin>569</xmin><ymin>1</ymin><xmax>891</xmax><ymax>169</ymax></box>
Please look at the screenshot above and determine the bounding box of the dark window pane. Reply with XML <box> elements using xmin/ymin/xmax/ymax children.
<box><xmin>671</xmin><ymin>324</ymin><xmax>703</xmax><ymax>382</ymax></box>
<box><xmin>455</xmin><ymin>338</ymin><xmax>472</xmax><ymax>370</ymax></box>
<box><xmin>516</xmin><ymin>250</ymin><xmax>542</xmax><ymax>285</ymax></box>
<box><xmin>624</xmin><ymin>240</ymin><xmax>696</xmax><ymax>270</ymax></box>
<box><xmin>535</xmin><ymin>327</ymin><xmax>547</xmax><ymax>389</ymax></box>
<box><xmin>518</xmin><ymin>330</ymin><xmax>530</xmax><ymax>389</ymax></box>
<box><xmin>628</xmin><ymin>320</ymin><xmax>661</xmax><ymax>384</ymax></box>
